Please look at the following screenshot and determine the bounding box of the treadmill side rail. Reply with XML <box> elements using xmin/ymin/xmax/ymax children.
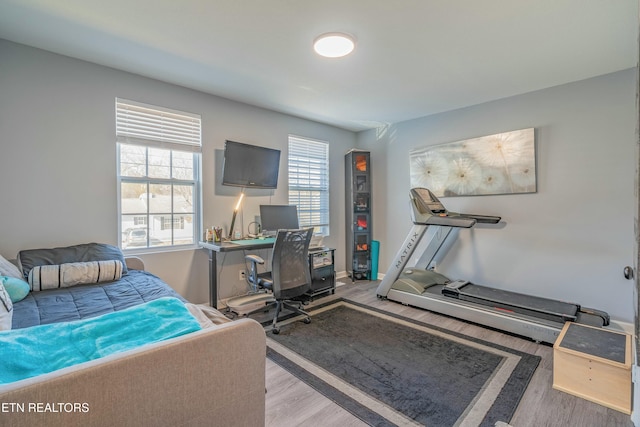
<box><xmin>387</xmin><ymin>288</ymin><xmax>564</xmax><ymax>344</ymax></box>
<box><xmin>442</xmin><ymin>280</ymin><xmax>469</xmax><ymax>297</ymax></box>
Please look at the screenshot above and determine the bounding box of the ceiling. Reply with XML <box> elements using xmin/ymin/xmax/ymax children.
<box><xmin>0</xmin><ymin>1</ymin><xmax>637</xmax><ymax>132</ymax></box>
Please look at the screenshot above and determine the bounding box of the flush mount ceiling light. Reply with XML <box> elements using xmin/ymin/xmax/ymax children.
<box><xmin>313</xmin><ymin>32</ymin><xmax>356</xmax><ymax>58</ymax></box>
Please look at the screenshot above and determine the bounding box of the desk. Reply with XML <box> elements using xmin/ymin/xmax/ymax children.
<box><xmin>200</xmin><ymin>239</ymin><xmax>275</xmax><ymax>308</ymax></box>
<box><xmin>200</xmin><ymin>240</ymin><xmax>335</xmax><ymax>308</ymax></box>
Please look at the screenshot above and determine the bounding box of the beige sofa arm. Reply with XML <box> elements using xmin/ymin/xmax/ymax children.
<box><xmin>0</xmin><ymin>318</ymin><xmax>266</xmax><ymax>427</ymax></box>
<box><xmin>124</xmin><ymin>256</ymin><xmax>145</xmax><ymax>271</ymax></box>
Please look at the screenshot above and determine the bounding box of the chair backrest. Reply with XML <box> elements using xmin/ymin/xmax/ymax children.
<box><xmin>271</xmin><ymin>228</ymin><xmax>313</xmax><ymax>300</ymax></box>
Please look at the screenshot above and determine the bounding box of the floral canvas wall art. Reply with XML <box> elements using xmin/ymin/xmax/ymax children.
<box><xmin>409</xmin><ymin>128</ymin><xmax>536</xmax><ymax>197</ymax></box>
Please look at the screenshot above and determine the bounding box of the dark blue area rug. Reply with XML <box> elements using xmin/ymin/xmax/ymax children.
<box><xmin>266</xmin><ymin>299</ymin><xmax>540</xmax><ymax>426</ymax></box>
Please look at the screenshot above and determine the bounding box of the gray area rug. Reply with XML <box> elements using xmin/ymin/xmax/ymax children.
<box><xmin>266</xmin><ymin>299</ymin><xmax>540</xmax><ymax>426</ymax></box>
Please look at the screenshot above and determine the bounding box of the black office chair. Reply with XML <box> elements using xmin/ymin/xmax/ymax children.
<box><xmin>245</xmin><ymin>228</ymin><xmax>313</xmax><ymax>334</ymax></box>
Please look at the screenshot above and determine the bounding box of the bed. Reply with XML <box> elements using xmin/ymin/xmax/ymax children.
<box><xmin>12</xmin><ymin>268</ymin><xmax>186</xmax><ymax>329</ymax></box>
<box><xmin>8</xmin><ymin>242</ymin><xmax>188</xmax><ymax>329</ymax></box>
<box><xmin>0</xmin><ymin>243</ymin><xmax>266</xmax><ymax>427</ymax></box>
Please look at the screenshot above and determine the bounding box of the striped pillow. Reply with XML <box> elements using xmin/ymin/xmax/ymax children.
<box><xmin>28</xmin><ymin>260</ymin><xmax>124</xmax><ymax>292</ymax></box>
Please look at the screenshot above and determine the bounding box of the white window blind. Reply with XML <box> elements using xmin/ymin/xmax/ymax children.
<box><xmin>116</xmin><ymin>98</ymin><xmax>201</xmax><ymax>152</ymax></box>
<box><xmin>288</xmin><ymin>135</ymin><xmax>330</xmax><ymax>235</ymax></box>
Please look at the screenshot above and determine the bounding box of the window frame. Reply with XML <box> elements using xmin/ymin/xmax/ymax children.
<box><xmin>288</xmin><ymin>135</ymin><xmax>330</xmax><ymax>236</ymax></box>
<box><xmin>116</xmin><ymin>98</ymin><xmax>202</xmax><ymax>253</ymax></box>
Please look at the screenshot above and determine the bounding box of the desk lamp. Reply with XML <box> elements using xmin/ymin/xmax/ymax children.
<box><xmin>228</xmin><ymin>192</ymin><xmax>244</xmax><ymax>240</ymax></box>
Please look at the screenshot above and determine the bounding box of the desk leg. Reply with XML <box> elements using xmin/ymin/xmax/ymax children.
<box><xmin>207</xmin><ymin>249</ymin><xmax>218</xmax><ymax>308</ymax></box>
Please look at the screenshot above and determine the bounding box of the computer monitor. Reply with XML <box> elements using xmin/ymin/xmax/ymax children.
<box><xmin>260</xmin><ymin>205</ymin><xmax>299</xmax><ymax>236</ymax></box>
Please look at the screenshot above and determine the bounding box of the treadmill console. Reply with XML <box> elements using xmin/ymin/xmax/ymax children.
<box><xmin>409</xmin><ymin>187</ymin><xmax>477</xmax><ymax>228</ymax></box>
<box><xmin>411</xmin><ymin>188</ymin><xmax>446</xmax><ymax>214</ymax></box>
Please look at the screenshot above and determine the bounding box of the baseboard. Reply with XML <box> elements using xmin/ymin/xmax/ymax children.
<box><xmin>632</xmin><ymin>365</ymin><xmax>640</xmax><ymax>426</ymax></box>
<box><xmin>608</xmin><ymin>319</ymin><xmax>634</xmax><ymax>335</ymax></box>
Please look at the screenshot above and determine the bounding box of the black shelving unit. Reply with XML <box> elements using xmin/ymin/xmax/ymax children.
<box><xmin>345</xmin><ymin>149</ymin><xmax>371</xmax><ymax>281</ymax></box>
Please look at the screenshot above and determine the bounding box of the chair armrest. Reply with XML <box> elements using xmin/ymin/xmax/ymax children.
<box><xmin>245</xmin><ymin>254</ymin><xmax>264</xmax><ymax>264</ymax></box>
<box><xmin>245</xmin><ymin>254</ymin><xmax>266</xmax><ymax>291</ymax></box>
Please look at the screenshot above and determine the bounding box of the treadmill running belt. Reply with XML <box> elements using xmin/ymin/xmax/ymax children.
<box><xmin>445</xmin><ymin>283</ymin><xmax>579</xmax><ymax>323</ymax></box>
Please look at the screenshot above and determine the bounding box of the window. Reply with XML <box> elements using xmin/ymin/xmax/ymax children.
<box><xmin>288</xmin><ymin>135</ymin><xmax>330</xmax><ymax>235</ymax></box>
<box><xmin>161</xmin><ymin>216</ymin><xmax>185</xmax><ymax>230</ymax></box>
<box><xmin>133</xmin><ymin>216</ymin><xmax>147</xmax><ymax>226</ymax></box>
<box><xmin>116</xmin><ymin>98</ymin><xmax>201</xmax><ymax>251</ymax></box>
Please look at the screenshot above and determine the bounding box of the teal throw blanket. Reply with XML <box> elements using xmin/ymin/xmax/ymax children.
<box><xmin>0</xmin><ymin>297</ymin><xmax>201</xmax><ymax>384</ymax></box>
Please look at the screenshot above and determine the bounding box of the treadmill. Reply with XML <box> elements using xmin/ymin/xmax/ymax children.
<box><xmin>375</xmin><ymin>188</ymin><xmax>609</xmax><ymax>344</ymax></box>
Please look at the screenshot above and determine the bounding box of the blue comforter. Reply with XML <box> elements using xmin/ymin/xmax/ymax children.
<box><xmin>0</xmin><ymin>297</ymin><xmax>201</xmax><ymax>384</ymax></box>
<box><xmin>12</xmin><ymin>270</ymin><xmax>185</xmax><ymax>329</ymax></box>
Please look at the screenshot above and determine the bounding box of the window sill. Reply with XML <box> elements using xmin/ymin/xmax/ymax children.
<box><xmin>122</xmin><ymin>244</ymin><xmax>200</xmax><ymax>256</ymax></box>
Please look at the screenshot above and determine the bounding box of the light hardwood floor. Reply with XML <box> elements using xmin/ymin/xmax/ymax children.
<box><xmin>256</xmin><ymin>281</ymin><xmax>633</xmax><ymax>427</ymax></box>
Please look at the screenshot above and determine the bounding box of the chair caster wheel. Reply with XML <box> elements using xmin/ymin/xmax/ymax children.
<box><xmin>272</xmin><ymin>327</ymin><xmax>280</xmax><ymax>334</ymax></box>
<box><xmin>303</xmin><ymin>317</ymin><xmax>311</xmax><ymax>324</ymax></box>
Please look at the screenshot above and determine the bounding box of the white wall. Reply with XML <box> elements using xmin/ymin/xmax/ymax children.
<box><xmin>3</xmin><ymin>39</ymin><xmax>636</xmax><ymax>323</ymax></box>
<box><xmin>0</xmin><ymin>39</ymin><xmax>356</xmax><ymax>305</ymax></box>
<box><xmin>359</xmin><ymin>69</ymin><xmax>637</xmax><ymax>324</ymax></box>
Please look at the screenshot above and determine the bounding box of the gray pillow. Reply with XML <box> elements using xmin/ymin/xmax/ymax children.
<box><xmin>17</xmin><ymin>243</ymin><xmax>128</xmax><ymax>281</ymax></box>
<box><xmin>0</xmin><ymin>255</ymin><xmax>22</xmax><ymax>279</ymax></box>
<box><xmin>0</xmin><ymin>282</ymin><xmax>13</xmax><ymax>331</ymax></box>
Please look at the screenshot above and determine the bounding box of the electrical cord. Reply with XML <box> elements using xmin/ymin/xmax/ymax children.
<box><xmin>247</xmin><ymin>221</ymin><xmax>261</xmax><ymax>237</ymax></box>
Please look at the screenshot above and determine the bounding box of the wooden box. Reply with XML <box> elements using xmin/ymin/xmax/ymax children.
<box><xmin>553</xmin><ymin>322</ymin><xmax>631</xmax><ymax>414</ymax></box>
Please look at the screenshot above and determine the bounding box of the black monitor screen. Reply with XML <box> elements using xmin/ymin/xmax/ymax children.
<box><xmin>260</xmin><ymin>205</ymin><xmax>299</xmax><ymax>235</ymax></box>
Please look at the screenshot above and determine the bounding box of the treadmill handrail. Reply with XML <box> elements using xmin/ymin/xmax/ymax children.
<box><xmin>423</xmin><ymin>215</ymin><xmax>476</xmax><ymax>228</ymax></box>
<box><xmin>459</xmin><ymin>213</ymin><xmax>501</xmax><ymax>224</ymax></box>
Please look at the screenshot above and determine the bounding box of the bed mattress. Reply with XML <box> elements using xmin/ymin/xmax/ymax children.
<box><xmin>12</xmin><ymin>270</ymin><xmax>185</xmax><ymax>329</ymax></box>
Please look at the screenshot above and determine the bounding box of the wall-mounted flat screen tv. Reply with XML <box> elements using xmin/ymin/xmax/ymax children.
<box><xmin>221</xmin><ymin>140</ymin><xmax>281</xmax><ymax>189</ymax></box>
